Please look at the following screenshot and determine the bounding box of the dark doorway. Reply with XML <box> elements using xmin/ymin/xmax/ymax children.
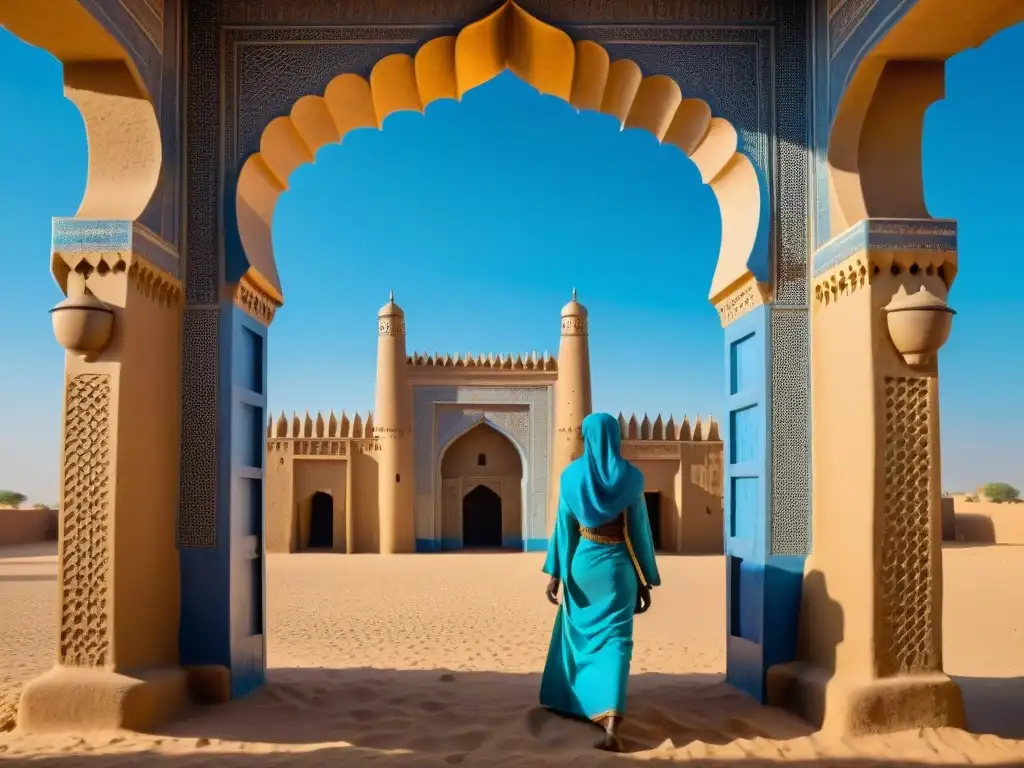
<box><xmin>462</xmin><ymin>485</ymin><xmax>503</xmax><ymax>548</ymax></box>
<box><xmin>644</xmin><ymin>491</ymin><xmax>662</xmax><ymax>551</ymax></box>
<box><xmin>309</xmin><ymin>491</ymin><xmax>334</xmax><ymax>549</ymax></box>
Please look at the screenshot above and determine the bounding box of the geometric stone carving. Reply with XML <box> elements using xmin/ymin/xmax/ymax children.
<box><xmin>292</xmin><ymin>440</ymin><xmax>349</xmax><ymax>457</ymax></box>
<box><xmin>59</xmin><ymin>374</ymin><xmax>112</xmax><ymax>667</ymax></box>
<box><xmin>879</xmin><ymin>376</ymin><xmax>937</xmax><ymax>676</ymax></box>
<box><xmin>770</xmin><ymin>308</ymin><xmax>811</xmax><ymax>557</ymax></box>
<box><xmin>177</xmin><ymin>309</ymin><xmax>219</xmax><ymax>549</ymax></box>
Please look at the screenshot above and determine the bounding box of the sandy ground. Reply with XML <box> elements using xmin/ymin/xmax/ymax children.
<box><xmin>1</xmin><ymin>543</ymin><xmax>1023</xmax><ymax>766</ymax></box>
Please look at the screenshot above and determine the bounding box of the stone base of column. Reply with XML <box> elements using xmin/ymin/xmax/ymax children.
<box><xmin>17</xmin><ymin>665</ymin><xmax>188</xmax><ymax>733</ymax></box>
<box><xmin>767</xmin><ymin>661</ymin><xmax>965</xmax><ymax>736</ymax></box>
<box><xmin>184</xmin><ymin>664</ymin><xmax>232</xmax><ymax>705</ymax></box>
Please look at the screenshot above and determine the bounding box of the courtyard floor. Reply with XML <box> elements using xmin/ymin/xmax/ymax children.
<box><xmin>1</xmin><ymin>544</ymin><xmax>1022</xmax><ymax>766</ymax></box>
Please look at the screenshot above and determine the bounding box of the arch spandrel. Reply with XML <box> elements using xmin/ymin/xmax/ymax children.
<box><xmin>827</xmin><ymin>0</ymin><xmax>1024</xmax><ymax>238</ymax></box>
<box><xmin>0</xmin><ymin>0</ymin><xmax>163</xmax><ymax>242</ymax></box>
<box><xmin>437</xmin><ymin>415</ymin><xmax>530</xmax><ymax>471</ymax></box>
<box><xmin>235</xmin><ymin>0</ymin><xmax>766</xmax><ymax>311</ymax></box>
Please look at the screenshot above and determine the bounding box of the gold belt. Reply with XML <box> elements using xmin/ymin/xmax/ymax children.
<box><xmin>579</xmin><ymin>520</ymin><xmax>625</xmax><ymax>545</ymax></box>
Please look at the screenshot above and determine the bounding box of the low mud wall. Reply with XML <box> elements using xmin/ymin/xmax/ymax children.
<box><xmin>947</xmin><ymin>496</ymin><xmax>1024</xmax><ymax>545</ymax></box>
<box><xmin>0</xmin><ymin>508</ymin><xmax>57</xmax><ymax>547</ymax></box>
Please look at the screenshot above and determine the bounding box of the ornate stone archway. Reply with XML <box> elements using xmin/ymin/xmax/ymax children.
<box><xmin>437</xmin><ymin>418</ymin><xmax>526</xmax><ymax>549</ymax></box>
<box><xmin>232</xmin><ymin>0</ymin><xmax>768</xmax><ymax>316</ymax></box>
<box><xmin>5</xmin><ymin>0</ymin><xmax>1023</xmax><ymax>738</ymax></box>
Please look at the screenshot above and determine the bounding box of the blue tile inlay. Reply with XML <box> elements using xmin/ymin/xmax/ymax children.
<box><xmin>51</xmin><ymin>217</ymin><xmax>181</xmax><ymax>278</ymax></box>
<box><xmin>812</xmin><ymin>218</ymin><xmax>958</xmax><ymax>277</ymax></box>
<box><xmin>52</xmin><ymin>219</ymin><xmax>133</xmax><ymax>252</ymax></box>
<box><xmin>501</xmin><ymin>536</ymin><xmax>524</xmax><ymax>550</ymax></box>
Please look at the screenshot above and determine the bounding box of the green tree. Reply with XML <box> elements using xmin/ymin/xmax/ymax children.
<box><xmin>982</xmin><ymin>482</ymin><xmax>1021</xmax><ymax>504</ymax></box>
<box><xmin>31</xmin><ymin>503</ymin><xmax>49</xmax><ymax>510</ymax></box>
<box><xmin>0</xmin><ymin>490</ymin><xmax>27</xmax><ymax>509</ymax></box>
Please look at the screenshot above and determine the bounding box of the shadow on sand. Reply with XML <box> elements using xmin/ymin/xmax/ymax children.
<box><xmin>6</xmin><ymin>668</ymin><xmax>1020</xmax><ymax>767</ymax></box>
<box><xmin>0</xmin><ymin>671</ymin><xmax>1011</xmax><ymax>767</ymax></box>
<box><xmin>159</xmin><ymin>669</ymin><xmax>812</xmax><ymax>748</ymax></box>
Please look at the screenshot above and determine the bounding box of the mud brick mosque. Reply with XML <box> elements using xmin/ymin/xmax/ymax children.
<box><xmin>265</xmin><ymin>292</ymin><xmax>724</xmax><ymax>555</ymax></box>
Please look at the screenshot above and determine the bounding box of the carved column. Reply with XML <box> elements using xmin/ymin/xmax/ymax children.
<box><xmin>767</xmin><ymin>218</ymin><xmax>965</xmax><ymax>734</ymax></box>
<box><xmin>19</xmin><ymin>220</ymin><xmax>187</xmax><ymax>732</ymax></box>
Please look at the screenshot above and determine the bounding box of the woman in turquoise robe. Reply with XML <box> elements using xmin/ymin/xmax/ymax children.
<box><xmin>540</xmin><ymin>412</ymin><xmax>661</xmax><ymax>752</ymax></box>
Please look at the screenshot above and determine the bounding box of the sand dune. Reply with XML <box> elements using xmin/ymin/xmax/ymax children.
<box><xmin>1</xmin><ymin>545</ymin><xmax>1023</xmax><ymax>765</ymax></box>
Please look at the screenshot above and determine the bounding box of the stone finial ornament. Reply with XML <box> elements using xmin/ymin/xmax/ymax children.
<box><xmin>883</xmin><ymin>287</ymin><xmax>956</xmax><ymax>367</ymax></box>
<box><xmin>50</xmin><ymin>290</ymin><xmax>114</xmax><ymax>356</ymax></box>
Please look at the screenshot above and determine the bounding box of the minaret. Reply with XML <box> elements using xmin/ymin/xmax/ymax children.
<box><xmin>374</xmin><ymin>291</ymin><xmax>415</xmax><ymax>553</ymax></box>
<box><xmin>548</xmin><ymin>289</ymin><xmax>593</xmax><ymax>533</ymax></box>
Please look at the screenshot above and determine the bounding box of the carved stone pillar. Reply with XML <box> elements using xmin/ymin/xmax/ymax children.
<box><xmin>18</xmin><ymin>219</ymin><xmax>188</xmax><ymax>732</ymax></box>
<box><xmin>767</xmin><ymin>218</ymin><xmax>965</xmax><ymax>735</ymax></box>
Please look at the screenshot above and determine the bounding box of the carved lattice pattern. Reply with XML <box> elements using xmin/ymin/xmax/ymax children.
<box><xmin>769</xmin><ymin>308</ymin><xmax>811</xmax><ymax>556</ymax></box>
<box><xmin>177</xmin><ymin>309</ymin><xmax>219</xmax><ymax>548</ymax></box>
<box><xmin>879</xmin><ymin>376</ymin><xmax>938</xmax><ymax>676</ymax></box>
<box><xmin>60</xmin><ymin>374</ymin><xmax>113</xmax><ymax>667</ymax></box>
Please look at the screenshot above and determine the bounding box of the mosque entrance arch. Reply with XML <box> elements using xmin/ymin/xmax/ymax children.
<box><xmin>440</xmin><ymin>422</ymin><xmax>524</xmax><ymax>550</ymax></box>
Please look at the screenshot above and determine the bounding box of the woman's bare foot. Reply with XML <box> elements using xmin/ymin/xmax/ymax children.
<box><xmin>595</xmin><ymin>716</ymin><xmax>624</xmax><ymax>752</ymax></box>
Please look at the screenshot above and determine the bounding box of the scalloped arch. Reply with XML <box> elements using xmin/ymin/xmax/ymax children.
<box><xmin>236</xmin><ymin>0</ymin><xmax>763</xmax><ymax>307</ymax></box>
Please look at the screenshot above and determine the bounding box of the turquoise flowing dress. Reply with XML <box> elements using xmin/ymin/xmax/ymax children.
<box><xmin>539</xmin><ymin>414</ymin><xmax>661</xmax><ymax>723</ymax></box>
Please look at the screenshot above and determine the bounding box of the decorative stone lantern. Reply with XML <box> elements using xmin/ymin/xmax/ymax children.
<box><xmin>883</xmin><ymin>287</ymin><xmax>955</xmax><ymax>367</ymax></box>
<box><xmin>50</xmin><ymin>290</ymin><xmax>114</xmax><ymax>356</ymax></box>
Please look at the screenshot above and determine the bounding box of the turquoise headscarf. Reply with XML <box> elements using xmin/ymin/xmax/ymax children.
<box><xmin>559</xmin><ymin>412</ymin><xmax>644</xmax><ymax>529</ymax></box>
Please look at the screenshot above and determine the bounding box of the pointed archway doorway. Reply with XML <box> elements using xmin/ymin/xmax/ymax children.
<box><xmin>439</xmin><ymin>421</ymin><xmax>525</xmax><ymax>551</ymax></box>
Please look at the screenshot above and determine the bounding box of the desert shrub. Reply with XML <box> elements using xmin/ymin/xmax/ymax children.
<box><xmin>981</xmin><ymin>482</ymin><xmax>1021</xmax><ymax>504</ymax></box>
<box><xmin>965</xmin><ymin>494</ymin><xmax>979</xmax><ymax>502</ymax></box>
<box><xmin>0</xmin><ymin>490</ymin><xmax>26</xmax><ymax>509</ymax></box>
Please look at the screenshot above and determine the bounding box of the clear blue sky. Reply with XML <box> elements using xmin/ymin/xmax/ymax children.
<box><xmin>0</xmin><ymin>24</ymin><xmax>1021</xmax><ymax>505</ymax></box>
